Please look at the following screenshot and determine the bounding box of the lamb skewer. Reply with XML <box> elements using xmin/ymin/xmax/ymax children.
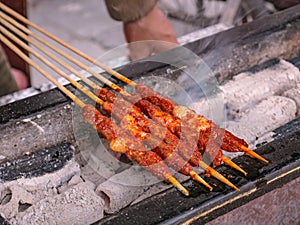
<box><xmin>83</xmin><ymin>104</ymin><xmax>190</xmax><ymax>196</ymax></box>
<box><xmin>0</xmin><ymin>1</ymin><xmax>266</xmax><ymax>165</ymax></box>
<box><xmin>97</xmin><ymin>88</ymin><xmax>242</xmax><ymax>190</ymax></box>
<box><xmin>97</xmin><ymin>88</ymin><xmax>246</xmax><ymax>176</ymax></box>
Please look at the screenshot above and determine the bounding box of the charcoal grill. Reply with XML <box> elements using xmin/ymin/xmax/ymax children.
<box><xmin>0</xmin><ymin>5</ymin><xmax>300</xmax><ymax>225</ymax></box>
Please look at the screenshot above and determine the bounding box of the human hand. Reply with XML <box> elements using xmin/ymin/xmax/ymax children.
<box><xmin>123</xmin><ymin>6</ymin><xmax>179</xmax><ymax>61</ymax></box>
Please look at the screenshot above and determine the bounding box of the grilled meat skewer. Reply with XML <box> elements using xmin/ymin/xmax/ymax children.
<box><xmin>96</xmin><ymin>88</ymin><xmax>242</xmax><ymax>190</ymax></box>
<box><xmin>97</xmin><ymin>88</ymin><xmax>237</xmax><ymax>168</ymax></box>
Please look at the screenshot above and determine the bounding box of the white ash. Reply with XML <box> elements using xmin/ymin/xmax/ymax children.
<box><xmin>78</xmin><ymin>139</ymin><xmax>128</xmax><ymax>186</ymax></box>
<box><xmin>10</xmin><ymin>181</ymin><xmax>104</xmax><ymax>225</ymax></box>
<box><xmin>220</xmin><ymin>60</ymin><xmax>300</xmax><ymax>119</ymax></box>
<box><xmin>283</xmin><ymin>84</ymin><xmax>300</xmax><ymax>116</ymax></box>
<box><xmin>0</xmin><ymin>185</ymin><xmax>34</xmax><ymax>219</ymax></box>
<box><xmin>57</xmin><ymin>175</ymin><xmax>83</xmax><ymax>194</ymax></box>
<box><xmin>0</xmin><ymin>159</ymin><xmax>80</xmax><ymax>220</ymax></box>
<box><xmin>1</xmin><ymin>56</ymin><xmax>300</xmax><ymax>223</ymax></box>
<box><xmin>95</xmin><ymin>166</ymin><xmax>189</xmax><ymax>214</ymax></box>
<box><xmin>95</xmin><ymin>167</ymin><xmax>154</xmax><ymax>214</ymax></box>
<box><xmin>226</xmin><ymin>96</ymin><xmax>297</xmax><ymax>146</ymax></box>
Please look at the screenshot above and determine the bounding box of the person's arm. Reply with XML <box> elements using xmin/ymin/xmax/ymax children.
<box><xmin>105</xmin><ymin>0</ymin><xmax>178</xmax><ymax>60</ymax></box>
<box><xmin>105</xmin><ymin>0</ymin><xmax>159</xmax><ymax>23</ymax></box>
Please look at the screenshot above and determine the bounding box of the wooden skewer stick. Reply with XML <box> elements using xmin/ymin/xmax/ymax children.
<box><xmin>241</xmin><ymin>146</ymin><xmax>269</xmax><ymax>163</ymax></box>
<box><xmin>0</xmin><ymin>34</ymin><xmax>86</xmax><ymax>108</ymax></box>
<box><xmin>198</xmin><ymin>161</ymin><xmax>240</xmax><ymax>191</ymax></box>
<box><xmin>0</xmin><ymin>27</ymin><xmax>103</xmax><ymax>106</ymax></box>
<box><xmin>1</xmin><ymin>31</ymin><xmax>188</xmax><ymax>196</ymax></box>
<box><xmin>222</xmin><ymin>156</ymin><xmax>247</xmax><ymax>176</ymax></box>
<box><xmin>189</xmin><ymin>171</ymin><xmax>213</xmax><ymax>191</ymax></box>
<box><xmin>166</xmin><ymin>176</ymin><xmax>189</xmax><ymax>196</ymax></box>
<box><xmin>0</xmin><ymin>14</ymin><xmax>102</xmax><ymax>91</ymax></box>
<box><xmin>0</xmin><ymin>10</ymin><xmax>129</xmax><ymax>96</ymax></box>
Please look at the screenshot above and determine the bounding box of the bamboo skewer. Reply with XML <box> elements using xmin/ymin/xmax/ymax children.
<box><xmin>0</xmin><ymin>10</ymin><xmax>128</xmax><ymax>96</ymax></box>
<box><xmin>241</xmin><ymin>146</ymin><xmax>269</xmax><ymax>163</ymax></box>
<box><xmin>222</xmin><ymin>156</ymin><xmax>247</xmax><ymax>176</ymax></box>
<box><xmin>0</xmin><ymin>14</ymin><xmax>101</xmax><ymax>91</ymax></box>
<box><xmin>0</xmin><ymin>34</ymin><xmax>86</xmax><ymax>108</ymax></box>
<box><xmin>0</xmin><ymin>27</ymin><xmax>103</xmax><ymax>106</ymax></box>
<box><xmin>198</xmin><ymin>161</ymin><xmax>240</xmax><ymax>191</ymax></box>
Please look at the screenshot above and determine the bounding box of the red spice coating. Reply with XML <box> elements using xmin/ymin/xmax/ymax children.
<box><xmin>99</xmin><ymin>89</ymin><xmax>180</xmax><ymax>145</ymax></box>
<box><xmin>135</xmin><ymin>85</ymin><xmax>249</xmax><ymax>155</ymax></box>
<box><xmin>83</xmin><ymin>104</ymin><xmax>117</xmax><ymax>141</ymax></box>
<box><xmin>96</xmin><ymin>89</ymin><xmax>197</xmax><ymax>177</ymax></box>
<box><xmin>82</xmin><ymin>104</ymin><xmax>172</xmax><ymax>180</ymax></box>
<box><xmin>96</xmin><ymin>88</ymin><xmax>117</xmax><ymax>102</ymax></box>
<box><xmin>95</xmin><ymin>89</ymin><xmax>209</xmax><ymax>168</ymax></box>
<box><xmin>136</xmin><ymin>84</ymin><xmax>176</xmax><ymax>113</ymax></box>
<box><xmin>151</xmin><ymin>141</ymin><xmax>192</xmax><ymax>176</ymax></box>
<box><xmin>126</xmin><ymin>148</ymin><xmax>172</xmax><ymax>180</ymax></box>
<box><xmin>126</xmin><ymin>94</ymin><xmax>182</xmax><ymax>135</ymax></box>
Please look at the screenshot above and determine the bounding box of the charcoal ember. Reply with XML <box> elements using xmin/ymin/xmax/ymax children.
<box><xmin>283</xmin><ymin>85</ymin><xmax>300</xmax><ymax>116</ymax></box>
<box><xmin>220</xmin><ymin>60</ymin><xmax>300</xmax><ymax>118</ymax></box>
<box><xmin>10</xmin><ymin>181</ymin><xmax>105</xmax><ymax>225</ymax></box>
<box><xmin>95</xmin><ymin>167</ymin><xmax>152</xmax><ymax>214</ymax></box>
<box><xmin>0</xmin><ymin>185</ymin><xmax>34</xmax><ymax>219</ymax></box>
<box><xmin>0</xmin><ymin>143</ymin><xmax>82</xmax><ymax>222</ymax></box>
<box><xmin>0</xmin><ymin>143</ymin><xmax>74</xmax><ymax>182</ymax></box>
<box><xmin>226</xmin><ymin>96</ymin><xmax>297</xmax><ymax>145</ymax></box>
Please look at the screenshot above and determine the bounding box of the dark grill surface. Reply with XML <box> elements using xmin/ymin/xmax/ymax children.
<box><xmin>0</xmin><ymin>143</ymin><xmax>73</xmax><ymax>182</ymax></box>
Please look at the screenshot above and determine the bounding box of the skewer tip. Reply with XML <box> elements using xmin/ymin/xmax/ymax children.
<box><xmin>222</xmin><ymin>156</ymin><xmax>247</xmax><ymax>176</ymax></box>
<box><xmin>190</xmin><ymin>170</ymin><xmax>213</xmax><ymax>191</ymax></box>
<box><xmin>198</xmin><ymin>161</ymin><xmax>240</xmax><ymax>191</ymax></box>
<box><xmin>241</xmin><ymin>146</ymin><xmax>269</xmax><ymax>163</ymax></box>
<box><xmin>166</xmin><ymin>176</ymin><xmax>189</xmax><ymax>196</ymax></box>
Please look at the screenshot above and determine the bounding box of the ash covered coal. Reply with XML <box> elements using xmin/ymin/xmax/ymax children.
<box><xmin>219</xmin><ymin>59</ymin><xmax>300</xmax><ymax>149</ymax></box>
<box><xmin>220</xmin><ymin>59</ymin><xmax>300</xmax><ymax>120</ymax></box>
<box><xmin>0</xmin><ymin>144</ymin><xmax>104</xmax><ymax>225</ymax></box>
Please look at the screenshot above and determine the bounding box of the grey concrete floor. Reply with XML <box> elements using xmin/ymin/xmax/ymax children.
<box><xmin>27</xmin><ymin>0</ymin><xmax>202</xmax><ymax>86</ymax></box>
